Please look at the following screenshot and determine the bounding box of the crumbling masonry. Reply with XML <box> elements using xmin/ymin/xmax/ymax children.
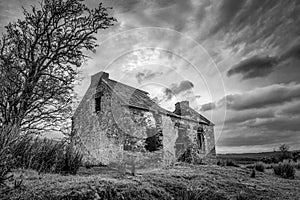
<box><xmin>72</xmin><ymin>72</ymin><xmax>216</xmax><ymax>168</ymax></box>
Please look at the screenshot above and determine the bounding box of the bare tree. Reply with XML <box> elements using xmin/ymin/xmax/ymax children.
<box><xmin>279</xmin><ymin>144</ymin><xmax>290</xmax><ymax>153</ymax></box>
<box><xmin>279</xmin><ymin>144</ymin><xmax>291</xmax><ymax>160</ymax></box>
<box><xmin>0</xmin><ymin>0</ymin><xmax>116</xmax><ymax>138</ymax></box>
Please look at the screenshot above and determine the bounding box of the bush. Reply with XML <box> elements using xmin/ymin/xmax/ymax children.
<box><xmin>225</xmin><ymin>160</ymin><xmax>239</xmax><ymax>167</ymax></box>
<box><xmin>271</xmin><ymin>156</ymin><xmax>280</xmax><ymax>164</ymax></box>
<box><xmin>0</xmin><ymin>130</ymin><xmax>16</xmax><ymax>187</ymax></box>
<box><xmin>217</xmin><ymin>160</ymin><xmax>223</xmax><ymax>166</ymax></box>
<box><xmin>54</xmin><ymin>144</ymin><xmax>83</xmax><ymax>175</ymax></box>
<box><xmin>261</xmin><ymin>157</ymin><xmax>272</xmax><ymax>164</ymax></box>
<box><xmin>273</xmin><ymin>162</ymin><xmax>295</xmax><ymax>179</ymax></box>
<box><xmin>8</xmin><ymin>136</ymin><xmax>82</xmax><ymax>175</ymax></box>
<box><xmin>178</xmin><ymin>147</ymin><xmax>203</xmax><ymax>165</ymax></box>
<box><xmin>293</xmin><ymin>161</ymin><xmax>300</xmax><ymax>170</ymax></box>
<box><xmin>254</xmin><ymin>162</ymin><xmax>265</xmax><ymax>172</ymax></box>
<box><xmin>292</xmin><ymin>151</ymin><xmax>300</xmax><ymax>162</ymax></box>
<box><xmin>0</xmin><ymin>148</ymin><xmax>13</xmax><ymax>187</ymax></box>
<box><xmin>216</xmin><ymin>159</ymin><xmax>239</xmax><ymax>167</ymax></box>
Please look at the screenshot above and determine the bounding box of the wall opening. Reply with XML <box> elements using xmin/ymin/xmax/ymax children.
<box><xmin>175</xmin><ymin>126</ymin><xmax>190</xmax><ymax>158</ymax></box>
<box><xmin>197</xmin><ymin>127</ymin><xmax>205</xmax><ymax>151</ymax></box>
<box><xmin>144</xmin><ymin>128</ymin><xmax>162</xmax><ymax>152</ymax></box>
<box><xmin>95</xmin><ymin>92</ymin><xmax>102</xmax><ymax>112</ymax></box>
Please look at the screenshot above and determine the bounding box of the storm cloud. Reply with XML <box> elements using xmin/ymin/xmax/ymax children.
<box><xmin>210</xmin><ymin>0</ymin><xmax>246</xmax><ymax>35</ymax></box>
<box><xmin>227</xmin><ymin>56</ymin><xmax>278</xmax><ymax>79</ymax></box>
<box><xmin>221</xmin><ymin>83</ymin><xmax>300</xmax><ymax>110</ymax></box>
<box><xmin>3</xmin><ymin>0</ymin><xmax>299</xmax><ymax>153</ymax></box>
<box><xmin>163</xmin><ymin>80</ymin><xmax>194</xmax><ymax>100</ymax></box>
<box><xmin>135</xmin><ymin>70</ymin><xmax>162</xmax><ymax>83</ymax></box>
<box><xmin>227</xmin><ymin>41</ymin><xmax>300</xmax><ymax>80</ymax></box>
<box><xmin>279</xmin><ymin>42</ymin><xmax>300</xmax><ymax>61</ymax></box>
<box><xmin>200</xmin><ymin>102</ymin><xmax>216</xmax><ymax>112</ymax></box>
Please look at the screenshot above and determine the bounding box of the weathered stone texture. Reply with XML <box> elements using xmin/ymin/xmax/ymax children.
<box><xmin>72</xmin><ymin>72</ymin><xmax>216</xmax><ymax>167</ymax></box>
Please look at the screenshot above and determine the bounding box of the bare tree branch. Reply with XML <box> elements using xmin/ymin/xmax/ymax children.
<box><xmin>0</xmin><ymin>0</ymin><xmax>116</xmax><ymax>137</ymax></box>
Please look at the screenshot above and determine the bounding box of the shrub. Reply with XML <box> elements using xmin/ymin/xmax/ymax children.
<box><xmin>261</xmin><ymin>157</ymin><xmax>272</xmax><ymax>164</ymax></box>
<box><xmin>254</xmin><ymin>162</ymin><xmax>265</xmax><ymax>172</ymax></box>
<box><xmin>273</xmin><ymin>162</ymin><xmax>295</xmax><ymax>179</ymax></box>
<box><xmin>55</xmin><ymin>144</ymin><xmax>83</xmax><ymax>175</ymax></box>
<box><xmin>178</xmin><ymin>147</ymin><xmax>203</xmax><ymax>165</ymax></box>
<box><xmin>293</xmin><ymin>161</ymin><xmax>300</xmax><ymax>170</ymax></box>
<box><xmin>0</xmin><ymin>129</ymin><xmax>16</xmax><ymax>187</ymax></box>
<box><xmin>292</xmin><ymin>151</ymin><xmax>300</xmax><ymax>162</ymax></box>
<box><xmin>271</xmin><ymin>156</ymin><xmax>280</xmax><ymax>164</ymax></box>
<box><xmin>7</xmin><ymin>136</ymin><xmax>82</xmax><ymax>175</ymax></box>
<box><xmin>216</xmin><ymin>159</ymin><xmax>239</xmax><ymax>167</ymax></box>
<box><xmin>225</xmin><ymin>159</ymin><xmax>239</xmax><ymax>167</ymax></box>
<box><xmin>217</xmin><ymin>160</ymin><xmax>223</xmax><ymax>166</ymax></box>
<box><xmin>0</xmin><ymin>148</ymin><xmax>13</xmax><ymax>187</ymax></box>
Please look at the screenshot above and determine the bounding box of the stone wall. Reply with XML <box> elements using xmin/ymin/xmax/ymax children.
<box><xmin>72</xmin><ymin>75</ymin><xmax>123</xmax><ymax>165</ymax></box>
<box><xmin>72</xmin><ymin>74</ymin><xmax>215</xmax><ymax>167</ymax></box>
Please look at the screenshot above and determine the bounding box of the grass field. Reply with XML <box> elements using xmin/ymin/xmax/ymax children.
<box><xmin>217</xmin><ymin>151</ymin><xmax>298</xmax><ymax>164</ymax></box>
<box><xmin>1</xmin><ymin>163</ymin><xmax>299</xmax><ymax>200</ymax></box>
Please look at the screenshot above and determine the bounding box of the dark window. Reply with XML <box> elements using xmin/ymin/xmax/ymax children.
<box><xmin>95</xmin><ymin>92</ymin><xmax>103</xmax><ymax>113</ymax></box>
<box><xmin>197</xmin><ymin>128</ymin><xmax>205</xmax><ymax>151</ymax></box>
<box><xmin>95</xmin><ymin>96</ymin><xmax>101</xmax><ymax>112</ymax></box>
<box><xmin>145</xmin><ymin>128</ymin><xmax>163</xmax><ymax>152</ymax></box>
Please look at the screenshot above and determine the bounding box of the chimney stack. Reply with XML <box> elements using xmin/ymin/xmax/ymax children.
<box><xmin>175</xmin><ymin>100</ymin><xmax>189</xmax><ymax>109</ymax></box>
<box><xmin>174</xmin><ymin>101</ymin><xmax>189</xmax><ymax>115</ymax></box>
<box><xmin>90</xmin><ymin>71</ymin><xmax>109</xmax><ymax>87</ymax></box>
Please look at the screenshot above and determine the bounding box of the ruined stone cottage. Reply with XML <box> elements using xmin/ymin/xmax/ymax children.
<box><xmin>72</xmin><ymin>71</ymin><xmax>216</xmax><ymax>168</ymax></box>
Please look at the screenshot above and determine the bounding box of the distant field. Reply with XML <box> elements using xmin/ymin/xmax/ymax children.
<box><xmin>217</xmin><ymin>151</ymin><xmax>297</xmax><ymax>164</ymax></box>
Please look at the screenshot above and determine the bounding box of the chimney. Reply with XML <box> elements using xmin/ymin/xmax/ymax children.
<box><xmin>90</xmin><ymin>71</ymin><xmax>109</xmax><ymax>87</ymax></box>
<box><xmin>174</xmin><ymin>100</ymin><xmax>189</xmax><ymax>115</ymax></box>
<box><xmin>175</xmin><ymin>100</ymin><xmax>189</xmax><ymax>109</ymax></box>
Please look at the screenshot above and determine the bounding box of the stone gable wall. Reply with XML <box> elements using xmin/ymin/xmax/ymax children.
<box><xmin>72</xmin><ymin>79</ymin><xmax>216</xmax><ymax>167</ymax></box>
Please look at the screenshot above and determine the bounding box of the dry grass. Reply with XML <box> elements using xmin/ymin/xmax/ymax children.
<box><xmin>1</xmin><ymin>163</ymin><xmax>299</xmax><ymax>200</ymax></box>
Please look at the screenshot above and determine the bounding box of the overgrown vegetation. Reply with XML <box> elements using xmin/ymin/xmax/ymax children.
<box><xmin>217</xmin><ymin>159</ymin><xmax>239</xmax><ymax>167</ymax></box>
<box><xmin>254</xmin><ymin>162</ymin><xmax>265</xmax><ymax>172</ymax></box>
<box><xmin>0</xmin><ymin>136</ymin><xmax>82</xmax><ymax>187</ymax></box>
<box><xmin>0</xmin><ymin>0</ymin><xmax>115</xmax><ymax>188</ymax></box>
<box><xmin>273</xmin><ymin>162</ymin><xmax>295</xmax><ymax>179</ymax></box>
<box><xmin>2</xmin><ymin>164</ymin><xmax>299</xmax><ymax>200</ymax></box>
<box><xmin>178</xmin><ymin>187</ymin><xmax>227</xmax><ymax>200</ymax></box>
<box><xmin>178</xmin><ymin>147</ymin><xmax>203</xmax><ymax>164</ymax></box>
<box><xmin>0</xmin><ymin>151</ymin><xmax>13</xmax><ymax>187</ymax></box>
<box><xmin>0</xmin><ymin>129</ymin><xmax>16</xmax><ymax>187</ymax></box>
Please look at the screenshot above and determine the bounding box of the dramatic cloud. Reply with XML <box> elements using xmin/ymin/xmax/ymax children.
<box><xmin>218</xmin><ymin>129</ymin><xmax>300</xmax><ymax>147</ymax></box>
<box><xmin>279</xmin><ymin>101</ymin><xmax>300</xmax><ymax>116</ymax></box>
<box><xmin>221</xmin><ymin>83</ymin><xmax>300</xmax><ymax>110</ymax></box>
<box><xmin>163</xmin><ymin>80</ymin><xmax>194</xmax><ymax>100</ymax></box>
<box><xmin>200</xmin><ymin>102</ymin><xmax>216</xmax><ymax>112</ymax></box>
<box><xmin>194</xmin><ymin>0</ymin><xmax>211</xmax><ymax>24</ymax></box>
<box><xmin>225</xmin><ymin>108</ymin><xmax>274</xmax><ymax>124</ymax></box>
<box><xmin>227</xmin><ymin>56</ymin><xmax>278</xmax><ymax>79</ymax></box>
<box><xmin>227</xmin><ymin>42</ymin><xmax>300</xmax><ymax>80</ymax></box>
<box><xmin>2</xmin><ymin>0</ymin><xmax>300</xmax><ymax>153</ymax></box>
<box><xmin>210</xmin><ymin>0</ymin><xmax>245</xmax><ymax>35</ymax></box>
<box><xmin>246</xmin><ymin>116</ymin><xmax>300</xmax><ymax>132</ymax></box>
<box><xmin>279</xmin><ymin>42</ymin><xmax>300</xmax><ymax>61</ymax></box>
<box><xmin>135</xmin><ymin>70</ymin><xmax>162</xmax><ymax>83</ymax></box>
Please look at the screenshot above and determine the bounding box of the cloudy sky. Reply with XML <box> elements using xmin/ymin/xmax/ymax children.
<box><xmin>1</xmin><ymin>0</ymin><xmax>300</xmax><ymax>153</ymax></box>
